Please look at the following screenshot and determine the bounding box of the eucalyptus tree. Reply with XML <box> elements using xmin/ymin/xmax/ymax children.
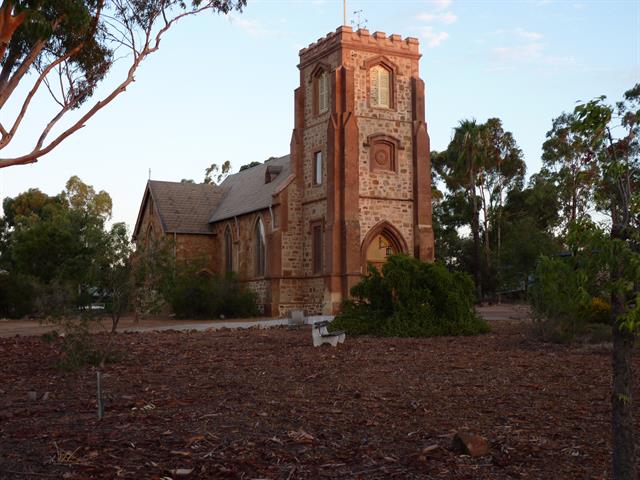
<box><xmin>542</xmin><ymin>111</ymin><xmax>600</xmax><ymax>229</ymax></box>
<box><xmin>569</xmin><ymin>84</ymin><xmax>639</xmax><ymax>479</ymax></box>
<box><xmin>499</xmin><ymin>173</ymin><xmax>560</xmax><ymax>291</ymax></box>
<box><xmin>0</xmin><ymin>0</ymin><xmax>246</xmax><ymax>168</ymax></box>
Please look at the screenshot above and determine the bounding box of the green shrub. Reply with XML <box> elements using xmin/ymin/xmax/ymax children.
<box><xmin>529</xmin><ymin>255</ymin><xmax>590</xmax><ymax>341</ymax></box>
<box><xmin>331</xmin><ymin>254</ymin><xmax>490</xmax><ymax>337</ymax></box>
<box><xmin>0</xmin><ymin>272</ymin><xmax>37</xmax><ymax>318</ymax></box>
<box><xmin>53</xmin><ymin>317</ymin><xmax>122</xmax><ymax>371</ymax></box>
<box><xmin>163</xmin><ymin>265</ymin><xmax>259</xmax><ymax>319</ymax></box>
<box><xmin>529</xmin><ymin>253</ymin><xmax>615</xmax><ymax>343</ymax></box>
<box><xmin>582</xmin><ymin>297</ymin><xmax>611</xmax><ymax>325</ymax></box>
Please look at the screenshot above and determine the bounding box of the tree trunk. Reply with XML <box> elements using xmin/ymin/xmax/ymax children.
<box><xmin>611</xmin><ymin>306</ymin><xmax>637</xmax><ymax>479</ymax></box>
<box><xmin>470</xmin><ymin>173</ymin><xmax>482</xmax><ymax>302</ymax></box>
<box><xmin>496</xmin><ymin>200</ymin><xmax>502</xmax><ymax>304</ymax></box>
<box><xmin>480</xmin><ymin>182</ymin><xmax>491</xmax><ymax>300</ymax></box>
<box><xmin>611</xmin><ymin>223</ymin><xmax>637</xmax><ymax>479</ymax></box>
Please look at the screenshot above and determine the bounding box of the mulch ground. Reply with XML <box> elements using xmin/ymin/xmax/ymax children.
<box><xmin>0</xmin><ymin>321</ymin><xmax>638</xmax><ymax>479</ymax></box>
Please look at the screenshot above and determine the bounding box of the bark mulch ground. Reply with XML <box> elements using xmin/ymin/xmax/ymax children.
<box><xmin>0</xmin><ymin>321</ymin><xmax>638</xmax><ymax>479</ymax></box>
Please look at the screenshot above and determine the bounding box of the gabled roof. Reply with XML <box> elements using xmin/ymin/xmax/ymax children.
<box><xmin>133</xmin><ymin>180</ymin><xmax>226</xmax><ymax>238</ymax></box>
<box><xmin>209</xmin><ymin>155</ymin><xmax>292</xmax><ymax>223</ymax></box>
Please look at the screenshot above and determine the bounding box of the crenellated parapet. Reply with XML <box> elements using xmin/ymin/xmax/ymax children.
<box><xmin>299</xmin><ymin>26</ymin><xmax>420</xmax><ymax>68</ymax></box>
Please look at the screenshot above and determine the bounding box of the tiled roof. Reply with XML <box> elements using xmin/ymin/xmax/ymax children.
<box><xmin>141</xmin><ymin>181</ymin><xmax>226</xmax><ymax>235</ymax></box>
<box><xmin>209</xmin><ymin>155</ymin><xmax>292</xmax><ymax>223</ymax></box>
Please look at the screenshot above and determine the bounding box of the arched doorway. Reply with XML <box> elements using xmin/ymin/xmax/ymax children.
<box><xmin>361</xmin><ymin>221</ymin><xmax>408</xmax><ymax>272</ymax></box>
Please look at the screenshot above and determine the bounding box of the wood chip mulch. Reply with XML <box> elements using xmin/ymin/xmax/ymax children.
<box><xmin>0</xmin><ymin>321</ymin><xmax>638</xmax><ymax>479</ymax></box>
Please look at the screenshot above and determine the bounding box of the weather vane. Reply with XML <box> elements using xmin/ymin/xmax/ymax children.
<box><xmin>350</xmin><ymin>9</ymin><xmax>368</xmax><ymax>30</ymax></box>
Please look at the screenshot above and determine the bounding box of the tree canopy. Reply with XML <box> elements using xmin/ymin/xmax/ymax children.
<box><xmin>0</xmin><ymin>0</ymin><xmax>246</xmax><ymax>168</ymax></box>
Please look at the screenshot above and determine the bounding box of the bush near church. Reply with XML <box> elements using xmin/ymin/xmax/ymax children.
<box><xmin>331</xmin><ymin>254</ymin><xmax>490</xmax><ymax>337</ymax></box>
<box><xmin>161</xmin><ymin>261</ymin><xmax>259</xmax><ymax>319</ymax></box>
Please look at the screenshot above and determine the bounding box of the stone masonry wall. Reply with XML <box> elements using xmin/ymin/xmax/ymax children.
<box><xmin>135</xmin><ymin>195</ymin><xmax>164</xmax><ymax>246</ymax></box>
<box><xmin>281</xmin><ymin>183</ymin><xmax>304</xmax><ymax>277</ymax></box>
<box><xmin>174</xmin><ymin>234</ymin><xmax>217</xmax><ymax>268</ymax></box>
<box><xmin>344</xmin><ymin>32</ymin><xmax>418</xmax><ymax>250</ymax></box>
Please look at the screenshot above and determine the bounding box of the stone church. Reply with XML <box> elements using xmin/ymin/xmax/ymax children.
<box><xmin>133</xmin><ymin>26</ymin><xmax>435</xmax><ymax>316</ymax></box>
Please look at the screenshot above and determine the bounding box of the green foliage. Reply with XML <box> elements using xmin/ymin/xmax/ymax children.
<box><xmin>529</xmin><ymin>220</ymin><xmax>640</xmax><ymax>342</ymax></box>
<box><xmin>204</xmin><ymin>160</ymin><xmax>231</xmax><ymax>184</ymax></box>
<box><xmin>0</xmin><ymin>0</ymin><xmax>248</xmax><ymax>167</ymax></box>
<box><xmin>53</xmin><ymin>316</ymin><xmax>122</xmax><ymax>371</ymax></box>
<box><xmin>529</xmin><ymin>255</ymin><xmax>592</xmax><ymax>342</ymax></box>
<box><xmin>542</xmin><ymin>113</ymin><xmax>600</xmax><ymax>227</ymax></box>
<box><xmin>239</xmin><ymin>161</ymin><xmax>261</xmax><ymax>171</ymax></box>
<box><xmin>432</xmin><ymin>189</ymin><xmax>472</xmax><ymax>270</ymax></box>
<box><xmin>435</xmin><ymin>117</ymin><xmax>527</xmax><ymax>300</ymax></box>
<box><xmin>162</xmin><ymin>261</ymin><xmax>258</xmax><ymax>319</ymax></box>
<box><xmin>0</xmin><ymin>176</ymin><xmax>136</xmax><ymax>321</ymax></box>
<box><xmin>92</xmin><ymin>222</ymin><xmax>133</xmax><ymax>332</ymax></box>
<box><xmin>0</xmin><ymin>271</ymin><xmax>36</xmax><ymax>318</ymax></box>
<box><xmin>331</xmin><ymin>255</ymin><xmax>490</xmax><ymax>337</ymax></box>
<box><xmin>131</xmin><ymin>237</ymin><xmax>174</xmax><ymax>319</ymax></box>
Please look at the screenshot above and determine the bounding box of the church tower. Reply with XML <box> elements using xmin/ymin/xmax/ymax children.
<box><xmin>289</xmin><ymin>26</ymin><xmax>435</xmax><ymax>314</ymax></box>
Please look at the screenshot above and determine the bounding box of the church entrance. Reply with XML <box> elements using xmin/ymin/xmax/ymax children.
<box><xmin>361</xmin><ymin>221</ymin><xmax>408</xmax><ymax>273</ymax></box>
<box><xmin>365</xmin><ymin>232</ymin><xmax>398</xmax><ymax>271</ymax></box>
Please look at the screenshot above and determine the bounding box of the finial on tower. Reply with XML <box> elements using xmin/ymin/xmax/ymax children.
<box><xmin>343</xmin><ymin>0</ymin><xmax>347</xmax><ymax>26</ymax></box>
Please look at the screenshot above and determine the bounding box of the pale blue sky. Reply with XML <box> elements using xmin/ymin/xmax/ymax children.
<box><xmin>1</xmin><ymin>0</ymin><xmax>638</xmax><ymax>230</ymax></box>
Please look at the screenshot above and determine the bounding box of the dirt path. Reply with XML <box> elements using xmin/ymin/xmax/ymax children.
<box><xmin>0</xmin><ymin>316</ymin><xmax>288</xmax><ymax>338</ymax></box>
<box><xmin>0</xmin><ymin>304</ymin><xmax>531</xmax><ymax>338</ymax></box>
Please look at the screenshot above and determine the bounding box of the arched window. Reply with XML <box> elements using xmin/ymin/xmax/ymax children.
<box><xmin>314</xmin><ymin>70</ymin><xmax>329</xmax><ymax>114</ymax></box>
<box><xmin>370</xmin><ymin>65</ymin><xmax>391</xmax><ymax>108</ymax></box>
<box><xmin>145</xmin><ymin>223</ymin><xmax>156</xmax><ymax>247</ymax></box>
<box><xmin>254</xmin><ymin>218</ymin><xmax>266</xmax><ymax>277</ymax></box>
<box><xmin>224</xmin><ymin>226</ymin><xmax>233</xmax><ymax>273</ymax></box>
<box><xmin>361</xmin><ymin>221</ymin><xmax>408</xmax><ymax>273</ymax></box>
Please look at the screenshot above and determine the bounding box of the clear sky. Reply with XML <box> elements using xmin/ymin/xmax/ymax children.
<box><xmin>1</xmin><ymin>0</ymin><xmax>638</xmax><ymax>230</ymax></box>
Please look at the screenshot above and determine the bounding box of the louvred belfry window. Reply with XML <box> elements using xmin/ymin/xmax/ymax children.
<box><xmin>318</xmin><ymin>71</ymin><xmax>329</xmax><ymax>113</ymax></box>
<box><xmin>370</xmin><ymin>65</ymin><xmax>391</xmax><ymax>108</ymax></box>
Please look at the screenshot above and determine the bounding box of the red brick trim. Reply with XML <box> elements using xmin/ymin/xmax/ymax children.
<box><xmin>411</xmin><ymin>76</ymin><xmax>435</xmax><ymax>261</ymax></box>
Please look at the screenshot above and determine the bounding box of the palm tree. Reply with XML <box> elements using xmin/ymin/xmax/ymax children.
<box><xmin>444</xmin><ymin>119</ymin><xmax>485</xmax><ymax>301</ymax></box>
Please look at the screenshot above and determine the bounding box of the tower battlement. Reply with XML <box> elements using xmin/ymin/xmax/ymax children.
<box><xmin>299</xmin><ymin>26</ymin><xmax>420</xmax><ymax>67</ymax></box>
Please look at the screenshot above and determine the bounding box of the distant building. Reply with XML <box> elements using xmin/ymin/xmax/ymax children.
<box><xmin>133</xmin><ymin>26</ymin><xmax>435</xmax><ymax>316</ymax></box>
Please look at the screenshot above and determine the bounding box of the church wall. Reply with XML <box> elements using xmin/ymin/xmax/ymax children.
<box><xmin>280</xmin><ymin>183</ymin><xmax>304</xmax><ymax>276</ymax></box>
<box><xmin>173</xmin><ymin>234</ymin><xmax>216</xmax><ymax>269</ymax></box>
<box><xmin>275</xmin><ymin>180</ymin><xmax>328</xmax><ymax>316</ymax></box>
<box><xmin>276</xmin><ymin>277</ymin><xmax>325</xmax><ymax>317</ymax></box>
<box><xmin>344</xmin><ymin>40</ymin><xmax>418</xmax><ymax>251</ymax></box>
<box><xmin>358</xmin><ymin>199</ymin><xmax>414</xmax><ymax>257</ymax></box>
<box><xmin>210</xmin><ymin>209</ymin><xmax>274</xmax><ymax>313</ymax></box>
<box><xmin>136</xmin><ymin>28</ymin><xmax>433</xmax><ymax>318</ymax></box>
<box><xmin>134</xmin><ymin>195</ymin><xmax>164</xmax><ymax>246</ymax></box>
